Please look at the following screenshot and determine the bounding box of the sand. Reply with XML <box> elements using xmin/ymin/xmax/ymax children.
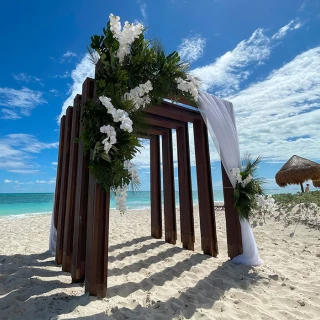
<box><xmin>1</xmin><ymin>206</ymin><xmax>320</xmax><ymax>320</ymax></box>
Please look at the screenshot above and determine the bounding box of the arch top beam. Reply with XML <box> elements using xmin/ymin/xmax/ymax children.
<box><xmin>145</xmin><ymin>114</ymin><xmax>185</xmax><ymax>129</ymax></box>
<box><xmin>147</xmin><ymin>102</ymin><xmax>201</xmax><ymax>123</ymax></box>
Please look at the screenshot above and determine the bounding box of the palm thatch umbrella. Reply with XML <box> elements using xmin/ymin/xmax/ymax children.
<box><xmin>313</xmin><ymin>180</ymin><xmax>320</xmax><ymax>188</ymax></box>
<box><xmin>275</xmin><ymin>155</ymin><xmax>320</xmax><ymax>192</ymax></box>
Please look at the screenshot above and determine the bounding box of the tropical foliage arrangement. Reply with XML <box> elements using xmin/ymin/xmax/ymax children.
<box><xmin>230</xmin><ymin>157</ymin><xmax>267</xmax><ymax>220</ymax></box>
<box><xmin>81</xmin><ymin>14</ymin><xmax>199</xmax><ymax>213</ymax></box>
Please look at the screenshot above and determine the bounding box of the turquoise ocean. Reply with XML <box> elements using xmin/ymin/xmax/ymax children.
<box><xmin>0</xmin><ymin>189</ymin><xmax>292</xmax><ymax>218</ymax></box>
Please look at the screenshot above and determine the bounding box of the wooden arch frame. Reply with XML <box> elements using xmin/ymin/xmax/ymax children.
<box><xmin>53</xmin><ymin>77</ymin><xmax>242</xmax><ymax>298</ymax></box>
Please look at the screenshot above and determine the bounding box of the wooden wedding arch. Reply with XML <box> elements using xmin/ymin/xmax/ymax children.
<box><xmin>53</xmin><ymin>75</ymin><xmax>243</xmax><ymax>298</ymax></box>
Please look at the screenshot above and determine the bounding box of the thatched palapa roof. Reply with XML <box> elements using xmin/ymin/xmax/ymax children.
<box><xmin>313</xmin><ymin>180</ymin><xmax>320</xmax><ymax>188</ymax></box>
<box><xmin>275</xmin><ymin>155</ymin><xmax>320</xmax><ymax>187</ymax></box>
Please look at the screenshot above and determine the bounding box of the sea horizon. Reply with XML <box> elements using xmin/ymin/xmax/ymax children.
<box><xmin>0</xmin><ymin>188</ymin><xmax>301</xmax><ymax>218</ymax></box>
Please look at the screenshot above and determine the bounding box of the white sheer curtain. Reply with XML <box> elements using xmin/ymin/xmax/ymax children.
<box><xmin>49</xmin><ymin>194</ymin><xmax>57</xmax><ymax>256</ymax></box>
<box><xmin>198</xmin><ymin>91</ymin><xmax>262</xmax><ymax>266</ymax></box>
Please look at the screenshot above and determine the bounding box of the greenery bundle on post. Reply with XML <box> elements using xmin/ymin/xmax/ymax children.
<box><xmin>81</xmin><ymin>14</ymin><xmax>199</xmax><ymax>213</ymax></box>
<box><xmin>230</xmin><ymin>157</ymin><xmax>265</xmax><ymax>220</ymax></box>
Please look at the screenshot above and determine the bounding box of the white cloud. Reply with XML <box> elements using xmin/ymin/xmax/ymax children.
<box><xmin>5</xmin><ymin>134</ymin><xmax>58</xmax><ymax>153</ymax></box>
<box><xmin>63</xmin><ymin>51</ymin><xmax>77</xmax><ymax>58</ymax></box>
<box><xmin>228</xmin><ymin>46</ymin><xmax>320</xmax><ymax>161</ymax></box>
<box><xmin>191</xmin><ymin>29</ymin><xmax>270</xmax><ymax>95</ymax></box>
<box><xmin>0</xmin><ymin>134</ymin><xmax>58</xmax><ymax>173</ymax></box>
<box><xmin>178</xmin><ymin>34</ymin><xmax>206</xmax><ymax>63</ymax></box>
<box><xmin>53</xmin><ymin>71</ymin><xmax>70</xmax><ymax>79</ymax></box>
<box><xmin>49</xmin><ymin>89</ymin><xmax>59</xmax><ymax>96</ymax></box>
<box><xmin>2</xmin><ymin>178</ymin><xmax>55</xmax><ymax>184</ymax></box>
<box><xmin>0</xmin><ymin>87</ymin><xmax>46</xmax><ymax>118</ymax></box>
<box><xmin>12</xmin><ymin>73</ymin><xmax>43</xmax><ymax>85</ymax></box>
<box><xmin>36</xmin><ymin>179</ymin><xmax>56</xmax><ymax>184</ymax></box>
<box><xmin>58</xmin><ymin>54</ymin><xmax>94</xmax><ymax>122</ymax></box>
<box><xmin>51</xmin><ymin>162</ymin><xmax>58</xmax><ymax>166</ymax></box>
<box><xmin>60</xmin><ymin>51</ymin><xmax>78</xmax><ymax>63</ymax></box>
<box><xmin>272</xmin><ymin>19</ymin><xmax>303</xmax><ymax>40</ymax></box>
<box><xmin>1</xmin><ymin>109</ymin><xmax>21</xmax><ymax>120</ymax></box>
<box><xmin>191</xmin><ymin>19</ymin><xmax>302</xmax><ymax>96</ymax></box>
<box><xmin>137</xmin><ymin>0</ymin><xmax>147</xmax><ymax>21</ymax></box>
<box><xmin>8</xmin><ymin>169</ymin><xmax>40</xmax><ymax>174</ymax></box>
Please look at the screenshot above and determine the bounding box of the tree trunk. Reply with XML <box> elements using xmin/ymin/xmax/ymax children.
<box><xmin>300</xmin><ymin>182</ymin><xmax>304</xmax><ymax>193</ymax></box>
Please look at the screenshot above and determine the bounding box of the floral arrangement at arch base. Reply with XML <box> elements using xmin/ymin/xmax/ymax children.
<box><xmin>81</xmin><ymin>14</ymin><xmax>199</xmax><ymax>213</ymax></box>
<box><xmin>230</xmin><ymin>156</ymin><xmax>276</xmax><ymax>220</ymax></box>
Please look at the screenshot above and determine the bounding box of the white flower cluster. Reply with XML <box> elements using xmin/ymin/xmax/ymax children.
<box><xmin>99</xmin><ymin>96</ymin><xmax>133</xmax><ymax>133</ymax></box>
<box><xmin>114</xmin><ymin>161</ymin><xmax>140</xmax><ymax>214</ymax></box>
<box><xmin>230</xmin><ymin>167</ymin><xmax>253</xmax><ymax>188</ymax></box>
<box><xmin>124</xmin><ymin>80</ymin><xmax>153</xmax><ymax>110</ymax></box>
<box><xmin>255</xmin><ymin>194</ymin><xmax>277</xmax><ymax>210</ymax></box>
<box><xmin>115</xmin><ymin>185</ymin><xmax>127</xmax><ymax>214</ymax></box>
<box><xmin>124</xmin><ymin>160</ymin><xmax>140</xmax><ymax>184</ymax></box>
<box><xmin>175</xmin><ymin>74</ymin><xmax>199</xmax><ymax>101</ymax></box>
<box><xmin>100</xmin><ymin>125</ymin><xmax>116</xmax><ymax>153</ymax></box>
<box><xmin>109</xmin><ymin>14</ymin><xmax>144</xmax><ymax>63</ymax></box>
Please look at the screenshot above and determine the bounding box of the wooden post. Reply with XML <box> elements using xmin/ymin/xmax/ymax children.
<box><xmin>221</xmin><ymin>163</ymin><xmax>243</xmax><ymax>258</ymax></box>
<box><xmin>53</xmin><ymin>116</ymin><xmax>66</xmax><ymax>229</ymax></box>
<box><xmin>85</xmin><ymin>173</ymin><xmax>110</xmax><ymax>298</ymax></box>
<box><xmin>56</xmin><ymin>106</ymin><xmax>73</xmax><ymax>265</ymax></box>
<box><xmin>62</xmin><ymin>96</ymin><xmax>81</xmax><ymax>272</ymax></box>
<box><xmin>193</xmin><ymin>119</ymin><xmax>218</xmax><ymax>257</ymax></box>
<box><xmin>71</xmin><ymin>78</ymin><xmax>94</xmax><ymax>282</ymax></box>
<box><xmin>300</xmin><ymin>182</ymin><xmax>304</xmax><ymax>193</ymax></box>
<box><xmin>176</xmin><ymin>123</ymin><xmax>194</xmax><ymax>250</ymax></box>
<box><xmin>150</xmin><ymin>135</ymin><xmax>162</xmax><ymax>239</ymax></box>
<box><xmin>162</xmin><ymin>130</ymin><xmax>177</xmax><ymax>245</ymax></box>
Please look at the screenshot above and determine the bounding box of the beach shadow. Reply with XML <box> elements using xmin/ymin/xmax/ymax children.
<box><xmin>0</xmin><ymin>250</ymin><xmax>95</xmax><ymax>320</ymax></box>
<box><xmin>109</xmin><ymin>244</ymin><xmax>195</xmax><ymax>277</ymax></box>
<box><xmin>1</xmin><ymin>291</ymin><xmax>93</xmax><ymax>320</ymax></box>
<box><xmin>0</xmin><ymin>251</ymin><xmax>60</xmax><ymax>295</ymax></box>
<box><xmin>108</xmin><ymin>239</ymin><xmax>167</xmax><ymax>263</ymax></box>
<box><xmin>107</xmin><ymin>260</ymin><xmax>262</xmax><ymax>319</ymax></box>
<box><xmin>108</xmin><ymin>236</ymin><xmax>152</xmax><ymax>253</ymax></box>
<box><xmin>107</xmin><ymin>250</ymin><xmax>212</xmax><ymax>298</ymax></box>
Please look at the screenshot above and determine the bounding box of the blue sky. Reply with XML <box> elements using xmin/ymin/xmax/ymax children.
<box><xmin>0</xmin><ymin>0</ymin><xmax>319</xmax><ymax>193</ymax></box>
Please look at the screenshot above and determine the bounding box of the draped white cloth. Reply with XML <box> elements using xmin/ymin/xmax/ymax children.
<box><xmin>198</xmin><ymin>91</ymin><xmax>262</xmax><ymax>266</ymax></box>
<box><xmin>49</xmin><ymin>194</ymin><xmax>57</xmax><ymax>256</ymax></box>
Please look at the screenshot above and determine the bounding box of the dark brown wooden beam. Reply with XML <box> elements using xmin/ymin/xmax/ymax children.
<box><xmin>85</xmin><ymin>178</ymin><xmax>110</xmax><ymax>298</ymax></box>
<box><xmin>71</xmin><ymin>78</ymin><xmax>95</xmax><ymax>282</ymax></box>
<box><xmin>176</xmin><ymin>123</ymin><xmax>194</xmax><ymax>250</ymax></box>
<box><xmin>221</xmin><ymin>163</ymin><xmax>243</xmax><ymax>258</ymax></box>
<box><xmin>193</xmin><ymin>119</ymin><xmax>218</xmax><ymax>257</ymax></box>
<box><xmin>147</xmin><ymin>126</ymin><xmax>167</xmax><ymax>136</ymax></box>
<box><xmin>162</xmin><ymin>129</ymin><xmax>177</xmax><ymax>245</ymax></box>
<box><xmin>150</xmin><ymin>135</ymin><xmax>162</xmax><ymax>239</ymax></box>
<box><xmin>147</xmin><ymin>102</ymin><xmax>201</xmax><ymax>123</ymax></box>
<box><xmin>145</xmin><ymin>114</ymin><xmax>184</xmax><ymax>129</ymax></box>
<box><xmin>55</xmin><ymin>106</ymin><xmax>73</xmax><ymax>265</ymax></box>
<box><xmin>53</xmin><ymin>116</ymin><xmax>66</xmax><ymax>229</ymax></box>
<box><xmin>62</xmin><ymin>96</ymin><xmax>81</xmax><ymax>272</ymax></box>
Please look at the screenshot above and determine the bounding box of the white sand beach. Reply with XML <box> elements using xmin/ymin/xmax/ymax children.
<box><xmin>1</xmin><ymin>206</ymin><xmax>320</xmax><ymax>320</ymax></box>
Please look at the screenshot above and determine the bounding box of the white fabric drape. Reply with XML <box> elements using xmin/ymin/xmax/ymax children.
<box><xmin>49</xmin><ymin>194</ymin><xmax>57</xmax><ymax>256</ymax></box>
<box><xmin>198</xmin><ymin>91</ymin><xmax>262</xmax><ymax>266</ymax></box>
